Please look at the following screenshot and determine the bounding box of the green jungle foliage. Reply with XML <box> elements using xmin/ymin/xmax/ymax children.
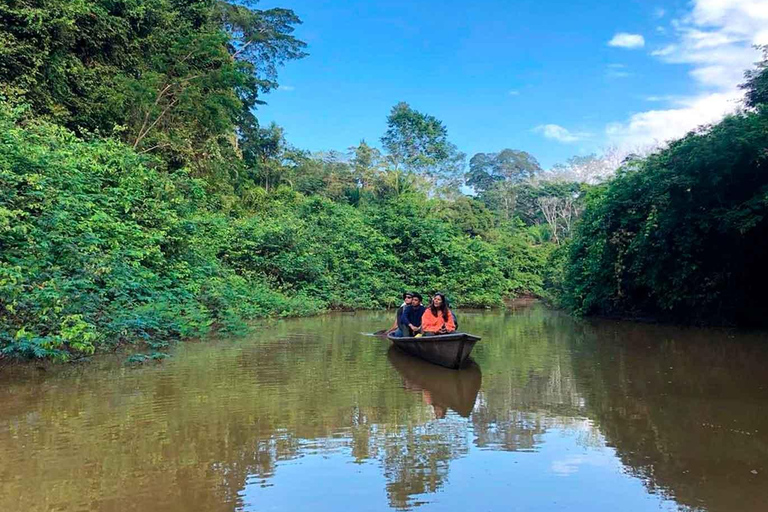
<box><xmin>0</xmin><ymin>0</ymin><xmax>578</xmax><ymax>361</ymax></box>
<box><xmin>560</xmin><ymin>49</ymin><xmax>768</xmax><ymax>325</ymax></box>
<box><xmin>0</xmin><ymin>104</ymin><xmax>553</xmax><ymax>360</ymax></box>
<box><xmin>0</xmin><ymin>0</ymin><xmax>306</xmax><ymax>173</ymax></box>
<box><xmin>8</xmin><ymin>0</ymin><xmax>765</xmax><ymax>361</ymax></box>
<box><xmin>0</xmin><ymin>106</ymin><xmax>322</xmax><ymax>360</ymax></box>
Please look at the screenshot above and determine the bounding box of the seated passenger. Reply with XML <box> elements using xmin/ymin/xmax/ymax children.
<box><xmin>387</xmin><ymin>292</ymin><xmax>413</xmax><ymax>336</ymax></box>
<box><xmin>421</xmin><ymin>293</ymin><xmax>456</xmax><ymax>335</ymax></box>
<box><xmin>435</xmin><ymin>293</ymin><xmax>458</xmax><ymax>329</ymax></box>
<box><xmin>400</xmin><ymin>293</ymin><xmax>425</xmax><ymax>336</ymax></box>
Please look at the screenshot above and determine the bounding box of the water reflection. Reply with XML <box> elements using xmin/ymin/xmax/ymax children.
<box><xmin>387</xmin><ymin>346</ymin><xmax>481</xmax><ymax>418</ymax></box>
<box><xmin>0</xmin><ymin>308</ymin><xmax>766</xmax><ymax>511</ymax></box>
<box><xmin>570</xmin><ymin>321</ymin><xmax>768</xmax><ymax>512</ymax></box>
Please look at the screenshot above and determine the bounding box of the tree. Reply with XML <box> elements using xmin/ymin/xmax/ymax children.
<box><xmin>741</xmin><ymin>45</ymin><xmax>768</xmax><ymax>109</ymax></box>
<box><xmin>494</xmin><ymin>149</ymin><xmax>542</xmax><ymax>182</ymax></box>
<box><xmin>548</xmin><ymin>149</ymin><xmax>624</xmax><ymax>184</ymax></box>
<box><xmin>0</xmin><ymin>0</ymin><xmax>307</xmax><ymax>171</ymax></box>
<box><xmin>380</xmin><ymin>102</ymin><xmax>465</xmax><ymax>192</ymax></box>
<box><xmin>467</xmin><ymin>149</ymin><xmax>542</xmax><ymax>192</ymax></box>
<box><xmin>562</xmin><ymin>54</ymin><xmax>768</xmax><ymax>324</ymax></box>
<box><xmin>349</xmin><ymin>140</ymin><xmax>383</xmax><ymax>190</ymax></box>
<box><xmin>466</xmin><ymin>153</ymin><xmax>502</xmax><ymax>194</ymax></box>
<box><xmin>536</xmin><ymin>194</ymin><xmax>581</xmax><ymax>245</ymax></box>
<box><xmin>241</xmin><ymin>122</ymin><xmax>288</xmax><ymax>191</ymax></box>
<box><xmin>467</xmin><ymin>149</ymin><xmax>542</xmax><ymax>220</ymax></box>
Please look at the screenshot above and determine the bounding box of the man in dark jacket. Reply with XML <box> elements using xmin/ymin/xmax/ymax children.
<box><xmin>400</xmin><ymin>293</ymin><xmax>425</xmax><ymax>336</ymax></box>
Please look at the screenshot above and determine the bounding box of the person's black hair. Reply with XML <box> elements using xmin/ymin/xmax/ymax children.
<box><xmin>429</xmin><ymin>292</ymin><xmax>450</xmax><ymax>321</ymax></box>
<box><xmin>403</xmin><ymin>291</ymin><xmax>413</xmax><ymax>299</ymax></box>
<box><xmin>411</xmin><ymin>292</ymin><xmax>423</xmax><ymax>301</ymax></box>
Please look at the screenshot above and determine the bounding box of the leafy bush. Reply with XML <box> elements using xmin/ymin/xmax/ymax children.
<box><xmin>561</xmin><ymin>108</ymin><xmax>768</xmax><ymax>325</ymax></box>
<box><xmin>0</xmin><ymin>106</ymin><xmax>318</xmax><ymax>360</ymax></box>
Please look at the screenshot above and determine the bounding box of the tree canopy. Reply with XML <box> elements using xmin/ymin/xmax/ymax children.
<box><xmin>0</xmin><ymin>0</ymin><xmax>306</xmax><ymax>170</ymax></box>
<box><xmin>466</xmin><ymin>149</ymin><xmax>542</xmax><ymax>192</ymax></box>
<box><xmin>381</xmin><ymin>102</ymin><xmax>465</xmax><ymax>184</ymax></box>
<box><xmin>559</xmin><ymin>51</ymin><xmax>768</xmax><ymax>325</ymax></box>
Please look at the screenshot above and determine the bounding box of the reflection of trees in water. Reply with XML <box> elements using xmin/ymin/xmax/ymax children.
<box><xmin>467</xmin><ymin>307</ymin><xmax>590</xmax><ymax>453</ymax></box>
<box><xmin>0</xmin><ymin>312</ymin><xmax>465</xmax><ymax>511</ymax></box>
<box><xmin>571</xmin><ymin>321</ymin><xmax>768</xmax><ymax>512</ymax></box>
<box><xmin>379</xmin><ymin>420</ymin><xmax>469</xmax><ymax>510</ymax></box>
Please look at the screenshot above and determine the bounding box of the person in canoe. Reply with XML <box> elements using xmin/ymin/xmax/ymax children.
<box><xmin>428</xmin><ymin>292</ymin><xmax>459</xmax><ymax>330</ymax></box>
<box><xmin>400</xmin><ymin>292</ymin><xmax>426</xmax><ymax>336</ymax></box>
<box><xmin>386</xmin><ymin>292</ymin><xmax>413</xmax><ymax>336</ymax></box>
<box><xmin>421</xmin><ymin>292</ymin><xmax>456</xmax><ymax>335</ymax></box>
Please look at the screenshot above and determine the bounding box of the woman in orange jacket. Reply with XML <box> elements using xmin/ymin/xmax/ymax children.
<box><xmin>421</xmin><ymin>293</ymin><xmax>456</xmax><ymax>335</ymax></box>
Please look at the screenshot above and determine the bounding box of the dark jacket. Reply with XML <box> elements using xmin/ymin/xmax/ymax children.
<box><xmin>400</xmin><ymin>304</ymin><xmax>426</xmax><ymax>331</ymax></box>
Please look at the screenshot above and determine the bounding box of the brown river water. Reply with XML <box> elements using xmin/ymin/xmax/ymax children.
<box><xmin>1</xmin><ymin>304</ymin><xmax>767</xmax><ymax>511</ymax></box>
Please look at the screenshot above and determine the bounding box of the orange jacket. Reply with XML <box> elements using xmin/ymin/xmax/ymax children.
<box><xmin>421</xmin><ymin>308</ymin><xmax>456</xmax><ymax>333</ymax></box>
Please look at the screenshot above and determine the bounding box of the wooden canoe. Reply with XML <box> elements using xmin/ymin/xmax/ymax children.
<box><xmin>387</xmin><ymin>346</ymin><xmax>482</xmax><ymax>417</ymax></box>
<box><xmin>386</xmin><ymin>332</ymin><xmax>481</xmax><ymax>369</ymax></box>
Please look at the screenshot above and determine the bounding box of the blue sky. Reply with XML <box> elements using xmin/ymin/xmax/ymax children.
<box><xmin>257</xmin><ymin>0</ymin><xmax>766</xmax><ymax>168</ymax></box>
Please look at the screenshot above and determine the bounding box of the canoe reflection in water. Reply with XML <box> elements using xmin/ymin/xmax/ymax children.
<box><xmin>387</xmin><ymin>346</ymin><xmax>482</xmax><ymax>418</ymax></box>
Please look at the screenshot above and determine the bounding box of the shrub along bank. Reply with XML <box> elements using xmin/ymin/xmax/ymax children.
<box><xmin>0</xmin><ymin>107</ymin><xmax>549</xmax><ymax>361</ymax></box>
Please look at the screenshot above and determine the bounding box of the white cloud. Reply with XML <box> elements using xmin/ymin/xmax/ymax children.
<box><xmin>534</xmin><ymin>124</ymin><xmax>590</xmax><ymax>144</ymax></box>
<box><xmin>508</xmin><ymin>90</ymin><xmax>520</xmax><ymax>96</ymax></box>
<box><xmin>552</xmin><ymin>457</ymin><xmax>586</xmax><ymax>476</ymax></box>
<box><xmin>606</xmin><ymin>91</ymin><xmax>741</xmax><ymax>149</ymax></box>
<box><xmin>606</xmin><ymin>63</ymin><xmax>632</xmax><ymax>78</ymax></box>
<box><xmin>604</xmin><ymin>0</ymin><xmax>765</xmax><ymax>150</ymax></box>
<box><xmin>651</xmin><ymin>1</ymin><xmax>767</xmax><ymax>90</ymax></box>
<box><xmin>278</xmin><ymin>85</ymin><xmax>296</xmax><ymax>91</ymax></box>
<box><xmin>643</xmin><ymin>94</ymin><xmax>679</xmax><ymax>103</ymax></box>
<box><xmin>608</xmin><ymin>33</ymin><xmax>646</xmax><ymax>49</ymax></box>
<box><xmin>655</xmin><ymin>7</ymin><xmax>666</xmax><ymax>18</ymax></box>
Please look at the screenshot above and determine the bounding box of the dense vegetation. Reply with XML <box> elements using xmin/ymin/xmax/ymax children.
<box><xmin>2</xmin><ymin>1</ymin><xmax>765</xmax><ymax>361</ymax></box>
<box><xmin>1</xmin><ymin>104</ymin><xmax>568</xmax><ymax>360</ymax></box>
<box><xmin>559</xmin><ymin>48</ymin><xmax>768</xmax><ymax>326</ymax></box>
<box><xmin>0</xmin><ymin>1</ymin><xmax>582</xmax><ymax>361</ymax></box>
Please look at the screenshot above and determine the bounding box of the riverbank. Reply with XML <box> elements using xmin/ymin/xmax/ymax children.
<box><xmin>2</xmin><ymin>294</ymin><xmax>538</xmax><ymax>365</ymax></box>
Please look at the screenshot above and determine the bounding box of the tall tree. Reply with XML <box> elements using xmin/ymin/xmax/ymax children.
<box><xmin>467</xmin><ymin>149</ymin><xmax>542</xmax><ymax>219</ymax></box>
<box><xmin>466</xmin><ymin>149</ymin><xmax>542</xmax><ymax>192</ymax></box>
<box><xmin>349</xmin><ymin>140</ymin><xmax>383</xmax><ymax>190</ymax></box>
<box><xmin>0</xmin><ymin>0</ymin><xmax>306</xmax><ymax>169</ymax></box>
<box><xmin>241</xmin><ymin>122</ymin><xmax>288</xmax><ymax>191</ymax></box>
<box><xmin>548</xmin><ymin>149</ymin><xmax>623</xmax><ymax>184</ymax></box>
<box><xmin>380</xmin><ymin>102</ymin><xmax>465</xmax><ymax>188</ymax></box>
<box><xmin>466</xmin><ymin>153</ymin><xmax>503</xmax><ymax>193</ymax></box>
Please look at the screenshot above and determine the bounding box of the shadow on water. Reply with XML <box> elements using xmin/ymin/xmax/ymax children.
<box><xmin>387</xmin><ymin>346</ymin><xmax>481</xmax><ymax>418</ymax></box>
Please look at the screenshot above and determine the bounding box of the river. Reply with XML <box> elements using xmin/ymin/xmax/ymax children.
<box><xmin>1</xmin><ymin>305</ymin><xmax>767</xmax><ymax>511</ymax></box>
